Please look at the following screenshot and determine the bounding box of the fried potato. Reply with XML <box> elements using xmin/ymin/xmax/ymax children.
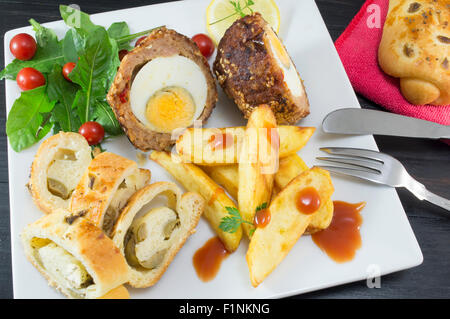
<box><xmin>238</xmin><ymin>105</ymin><xmax>278</xmax><ymax>237</ymax></box>
<box><xmin>274</xmin><ymin>154</ymin><xmax>334</xmax><ymax>235</ymax></box>
<box><xmin>246</xmin><ymin>167</ymin><xmax>334</xmax><ymax>287</ymax></box>
<box><xmin>274</xmin><ymin>154</ymin><xmax>309</xmax><ymax>193</ymax></box>
<box><xmin>202</xmin><ymin>165</ymin><xmax>239</xmax><ymax>200</ymax></box>
<box><xmin>176</xmin><ymin>126</ymin><xmax>315</xmax><ymax>165</ymax></box>
<box><xmin>150</xmin><ymin>151</ymin><xmax>242</xmax><ymax>252</ymax></box>
<box><xmin>203</xmin><ymin>154</ymin><xmax>333</xmax><ymax>234</ymax></box>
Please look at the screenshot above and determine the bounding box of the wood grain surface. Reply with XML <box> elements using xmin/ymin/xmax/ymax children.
<box><xmin>0</xmin><ymin>0</ymin><xmax>449</xmax><ymax>299</ymax></box>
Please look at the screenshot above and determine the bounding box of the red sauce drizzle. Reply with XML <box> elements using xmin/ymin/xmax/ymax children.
<box><xmin>312</xmin><ymin>201</ymin><xmax>365</xmax><ymax>263</ymax></box>
<box><xmin>296</xmin><ymin>187</ymin><xmax>321</xmax><ymax>214</ymax></box>
<box><xmin>254</xmin><ymin>208</ymin><xmax>271</xmax><ymax>228</ymax></box>
<box><xmin>264</xmin><ymin>124</ymin><xmax>280</xmax><ymax>150</ymax></box>
<box><xmin>209</xmin><ymin>133</ymin><xmax>233</xmax><ymax>151</ymax></box>
<box><xmin>193</xmin><ymin>237</ymin><xmax>229</xmax><ymax>282</ymax></box>
<box><xmin>208</xmin><ymin>187</ymin><xmax>225</xmax><ymax>205</ymax></box>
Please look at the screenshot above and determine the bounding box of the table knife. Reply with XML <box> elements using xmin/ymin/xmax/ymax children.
<box><xmin>322</xmin><ymin>108</ymin><xmax>450</xmax><ymax>139</ymax></box>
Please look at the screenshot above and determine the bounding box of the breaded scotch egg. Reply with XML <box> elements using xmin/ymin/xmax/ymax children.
<box><xmin>214</xmin><ymin>13</ymin><xmax>309</xmax><ymax>125</ymax></box>
<box><xmin>107</xmin><ymin>28</ymin><xmax>218</xmax><ymax>151</ymax></box>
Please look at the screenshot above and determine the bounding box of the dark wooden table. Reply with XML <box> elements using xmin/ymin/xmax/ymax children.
<box><xmin>0</xmin><ymin>0</ymin><xmax>449</xmax><ymax>299</ymax></box>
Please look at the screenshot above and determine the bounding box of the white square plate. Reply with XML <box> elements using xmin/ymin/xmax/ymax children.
<box><xmin>5</xmin><ymin>0</ymin><xmax>422</xmax><ymax>299</ymax></box>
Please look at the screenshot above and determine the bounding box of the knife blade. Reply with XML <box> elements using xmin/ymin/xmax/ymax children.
<box><xmin>322</xmin><ymin>108</ymin><xmax>450</xmax><ymax>139</ymax></box>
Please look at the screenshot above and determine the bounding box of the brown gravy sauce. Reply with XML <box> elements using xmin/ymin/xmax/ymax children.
<box><xmin>254</xmin><ymin>208</ymin><xmax>271</xmax><ymax>228</ymax></box>
<box><xmin>312</xmin><ymin>201</ymin><xmax>365</xmax><ymax>263</ymax></box>
<box><xmin>296</xmin><ymin>187</ymin><xmax>321</xmax><ymax>214</ymax></box>
<box><xmin>193</xmin><ymin>237</ymin><xmax>229</xmax><ymax>282</ymax></box>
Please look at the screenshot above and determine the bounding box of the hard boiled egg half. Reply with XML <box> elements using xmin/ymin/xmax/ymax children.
<box><xmin>130</xmin><ymin>55</ymin><xmax>208</xmax><ymax>134</ymax></box>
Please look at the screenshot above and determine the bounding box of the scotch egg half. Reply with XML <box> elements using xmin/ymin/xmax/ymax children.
<box><xmin>107</xmin><ymin>27</ymin><xmax>217</xmax><ymax>151</ymax></box>
<box><xmin>213</xmin><ymin>13</ymin><xmax>309</xmax><ymax>124</ymax></box>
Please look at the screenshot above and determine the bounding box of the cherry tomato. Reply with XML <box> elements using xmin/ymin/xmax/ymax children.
<box><xmin>16</xmin><ymin>67</ymin><xmax>45</xmax><ymax>91</ymax></box>
<box><xmin>119</xmin><ymin>49</ymin><xmax>129</xmax><ymax>61</ymax></box>
<box><xmin>192</xmin><ymin>34</ymin><xmax>215</xmax><ymax>59</ymax></box>
<box><xmin>62</xmin><ymin>62</ymin><xmax>76</xmax><ymax>81</ymax></box>
<box><xmin>79</xmin><ymin>121</ymin><xmax>105</xmax><ymax>145</ymax></box>
<box><xmin>10</xmin><ymin>33</ymin><xmax>37</xmax><ymax>61</ymax></box>
<box><xmin>135</xmin><ymin>36</ymin><xmax>147</xmax><ymax>47</ymax></box>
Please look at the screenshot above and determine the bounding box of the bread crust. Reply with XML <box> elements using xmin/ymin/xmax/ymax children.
<box><xmin>378</xmin><ymin>0</ymin><xmax>450</xmax><ymax>105</ymax></box>
<box><xmin>107</xmin><ymin>27</ymin><xmax>218</xmax><ymax>151</ymax></box>
<box><xmin>21</xmin><ymin>210</ymin><xmax>129</xmax><ymax>299</ymax></box>
<box><xmin>111</xmin><ymin>182</ymin><xmax>204</xmax><ymax>288</ymax></box>
<box><xmin>69</xmin><ymin>152</ymin><xmax>151</xmax><ymax>235</ymax></box>
<box><xmin>98</xmin><ymin>285</ymin><xmax>130</xmax><ymax>299</ymax></box>
<box><xmin>28</xmin><ymin>132</ymin><xmax>91</xmax><ymax>214</ymax></box>
<box><xmin>213</xmin><ymin>13</ymin><xmax>310</xmax><ymax>124</ymax></box>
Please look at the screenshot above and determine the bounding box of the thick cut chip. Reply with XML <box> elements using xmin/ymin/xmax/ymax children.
<box><xmin>176</xmin><ymin>126</ymin><xmax>315</xmax><ymax>165</ymax></box>
<box><xmin>150</xmin><ymin>151</ymin><xmax>242</xmax><ymax>252</ymax></box>
<box><xmin>203</xmin><ymin>154</ymin><xmax>333</xmax><ymax>234</ymax></box>
<box><xmin>238</xmin><ymin>105</ymin><xmax>278</xmax><ymax>237</ymax></box>
<box><xmin>246</xmin><ymin>167</ymin><xmax>334</xmax><ymax>287</ymax></box>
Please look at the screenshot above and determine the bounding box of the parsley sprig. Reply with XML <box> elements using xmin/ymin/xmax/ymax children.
<box><xmin>209</xmin><ymin>0</ymin><xmax>255</xmax><ymax>26</ymax></box>
<box><xmin>219</xmin><ymin>202</ymin><xmax>267</xmax><ymax>236</ymax></box>
<box><xmin>219</xmin><ymin>207</ymin><xmax>253</xmax><ymax>233</ymax></box>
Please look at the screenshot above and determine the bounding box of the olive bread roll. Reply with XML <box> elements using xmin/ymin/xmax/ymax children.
<box><xmin>28</xmin><ymin>132</ymin><xmax>92</xmax><ymax>214</ymax></box>
<box><xmin>112</xmin><ymin>181</ymin><xmax>204</xmax><ymax>288</ymax></box>
<box><xmin>378</xmin><ymin>0</ymin><xmax>449</xmax><ymax>105</ymax></box>
<box><xmin>69</xmin><ymin>152</ymin><xmax>151</xmax><ymax>237</ymax></box>
<box><xmin>21</xmin><ymin>210</ymin><xmax>129</xmax><ymax>299</ymax></box>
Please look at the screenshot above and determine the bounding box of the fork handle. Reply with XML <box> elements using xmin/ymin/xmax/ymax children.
<box><xmin>405</xmin><ymin>179</ymin><xmax>450</xmax><ymax>212</ymax></box>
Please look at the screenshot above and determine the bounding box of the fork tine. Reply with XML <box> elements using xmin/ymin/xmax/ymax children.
<box><xmin>320</xmin><ymin>147</ymin><xmax>386</xmax><ymax>163</ymax></box>
<box><xmin>315</xmin><ymin>165</ymin><xmax>384</xmax><ymax>185</ymax></box>
<box><xmin>316</xmin><ymin>156</ymin><xmax>382</xmax><ymax>172</ymax></box>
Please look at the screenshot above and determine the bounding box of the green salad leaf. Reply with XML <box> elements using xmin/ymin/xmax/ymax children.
<box><xmin>0</xmin><ymin>20</ymin><xmax>64</xmax><ymax>80</ymax></box>
<box><xmin>6</xmin><ymin>86</ymin><xmax>56</xmax><ymax>152</ymax></box>
<box><xmin>69</xmin><ymin>27</ymin><xmax>118</xmax><ymax>123</ymax></box>
<box><xmin>60</xmin><ymin>5</ymin><xmax>100</xmax><ymax>35</ymax></box>
<box><xmin>92</xmin><ymin>100</ymin><xmax>122</xmax><ymax>136</ymax></box>
<box><xmin>47</xmin><ymin>65</ymin><xmax>81</xmax><ymax>132</ymax></box>
<box><xmin>108</xmin><ymin>22</ymin><xmax>133</xmax><ymax>50</ymax></box>
<box><xmin>62</xmin><ymin>30</ymin><xmax>82</xmax><ymax>63</ymax></box>
<box><xmin>2</xmin><ymin>4</ymin><xmax>164</xmax><ymax>152</ymax></box>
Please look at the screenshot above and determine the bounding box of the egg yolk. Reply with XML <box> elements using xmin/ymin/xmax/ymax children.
<box><xmin>266</xmin><ymin>29</ymin><xmax>291</xmax><ymax>69</ymax></box>
<box><xmin>146</xmin><ymin>86</ymin><xmax>196</xmax><ymax>133</ymax></box>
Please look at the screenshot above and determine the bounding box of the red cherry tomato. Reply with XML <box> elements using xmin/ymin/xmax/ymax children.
<box><xmin>119</xmin><ymin>49</ymin><xmax>129</xmax><ymax>61</ymax></box>
<box><xmin>135</xmin><ymin>36</ymin><xmax>147</xmax><ymax>47</ymax></box>
<box><xmin>62</xmin><ymin>62</ymin><xmax>76</xmax><ymax>81</ymax></box>
<box><xmin>16</xmin><ymin>67</ymin><xmax>45</xmax><ymax>91</ymax></box>
<box><xmin>192</xmin><ymin>34</ymin><xmax>215</xmax><ymax>59</ymax></box>
<box><xmin>79</xmin><ymin>121</ymin><xmax>105</xmax><ymax>145</ymax></box>
<box><xmin>10</xmin><ymin>33</ymin><xmax>37</xmax><ymax>61</ymax></box>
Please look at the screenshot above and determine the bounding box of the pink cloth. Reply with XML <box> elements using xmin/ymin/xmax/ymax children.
<box><xmin>334</xmin><ymin>0</ymin><xmax>450</xmax><ymax>127</ymax></box>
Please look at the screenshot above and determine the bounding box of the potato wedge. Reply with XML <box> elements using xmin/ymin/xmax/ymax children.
<box><xmin>202</xmin><ymin>165</ymin><xmax>239</xmax><ymax>200</ymax></box>
<box><xmin>150</xmin><ymin>151</ymin><xmax>242</xmax><ymax>252</ymax></box>
<box><xmin>274</xmin><ymin>155</ymin><xmax>309</xmax><ymax>191</ymax></box>
<box><xmin>238</xmin><ymin>105</ymin><xmax>278</xmax><ymax>237</ymax></box>
<box><xmin>274</xmin><ymin>155</ymin><xmax>334</xmax><ymax>235</ymax></box>
<box><xmin>203</xmin><ymin>154</ymin><xmax>333</xmax><ymax>234</ymax></box>
<box><xmin>247</xmin><ymin>167</ymin><xmax>334</xmax><ymax>287</ymax></box>
<box><xmin>176</xmin><ymin>126</ymin><xmax>315</xmax><ymax>165</ymax></box>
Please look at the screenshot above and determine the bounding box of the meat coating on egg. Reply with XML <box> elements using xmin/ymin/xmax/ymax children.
<box><xmin>213</xmin><ymin>13</ymin><xmax>310</xmax><ymax>125</ymax></box>
<box><xmin>107</xmin><ymin>27</ymin><xmax>218</xmax><ymax>152</ymax></box>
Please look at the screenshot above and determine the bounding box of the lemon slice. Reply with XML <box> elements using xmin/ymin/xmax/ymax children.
<box><xmin>206</xmin><ymin>0</ymin><xmax>280</xmax><ymax>45</ymax></box>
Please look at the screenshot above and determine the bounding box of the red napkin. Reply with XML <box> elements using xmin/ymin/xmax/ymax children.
<box><xmin>335</xmin><ymin>0</ymin><xmax>450</xmax><ymax>127</ymax></box>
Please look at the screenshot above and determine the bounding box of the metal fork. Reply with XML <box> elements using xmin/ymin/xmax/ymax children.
<box><xmin>316</xmin><ymin>147</ymin><xmax>450</xmax><ymax>212</ymax></box>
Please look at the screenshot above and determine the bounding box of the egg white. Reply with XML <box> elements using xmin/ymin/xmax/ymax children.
<box><xmin>130</xmin><ymin>55</ymin><xmax>208</xmax><ymax>132</ymax></box>
<box><xmin>266</xmin><ymin>30</ymin><xmax>304</xmax><ymax>98</ymax></box>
